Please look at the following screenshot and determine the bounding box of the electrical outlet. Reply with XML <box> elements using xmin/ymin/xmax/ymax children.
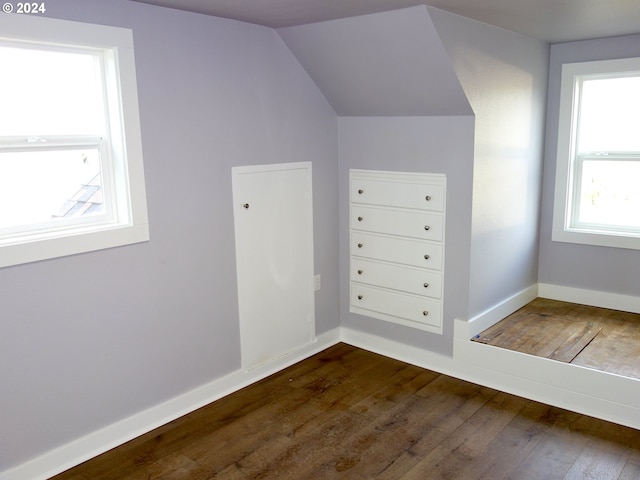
<box><xmin>314</xmin><ymin>274</ymin><xmax>321</xmax><ymax>291</ymax></box>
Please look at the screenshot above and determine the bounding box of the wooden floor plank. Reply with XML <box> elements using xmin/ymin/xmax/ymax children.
<box><xmin>375</xmin><ymin>377</ymin><xmax>498</xmax><ymax>479</ymax></box>
<box><xmin>618</xmin><ymin>463</ymin><xmax>640</xmax><ymax>480</ymax></box>
<box><xmin>548</xmin><ymin>323</ymin><xmax>601</xmax><ymax>362</ymax></box>
<box><xmin>398</xmin><ymin>391</ymin><xmax>530</xmax><ymax>480</ymax></box>
<box><xmin>449</xmin><ymin>401</ymin><xmax>562</xmax><ymax>480</ymax></box>
<box><xmin>561</xmin><ymin>440</ymin><xmax>628</xmax><ymax>480</ymax></box>
<box><xmin>184</xmin><ymin>348</ymin><xmax>412</xmax><ymax>479</ymax></box>
<box><xmin>473</xmin><ymin>310</ymin><xmax>535</xmax><ymax>344</ymax></box>
<box><xmin>507</xmin><ymin>420</ymin><xmax>589</xmax><ymax>480</ymax></box>
<box><xmin>298</xmin><ymin>373</ymin><xmax>454</xmax><ymax>478</ymax></box>
<box><xmin>571</xmin><ymin>317</ymin><xmax>640</xmax><ymax>380</ymax></box>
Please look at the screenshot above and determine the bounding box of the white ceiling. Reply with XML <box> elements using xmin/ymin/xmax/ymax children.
<box><xmin>131</xmin><ymin>0</ymin><xmax>640</xmax><ymax>43</ymax></box>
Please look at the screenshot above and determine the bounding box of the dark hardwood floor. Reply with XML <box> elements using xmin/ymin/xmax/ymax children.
<box><xmin>473</xmin><ymin>297</ymin><xmax>640</xmax><ymax>380</ymax></box>
<box><xmin>52</xmin><ymin>342</ymin><xmax>640</xmax><ymax>480</ymax></box>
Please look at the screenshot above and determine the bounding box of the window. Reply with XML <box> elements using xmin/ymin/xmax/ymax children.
<box><xmin>0</xmin><ymin>14</ymin><xmax>149</xmax><ymax>268</ymax></box>
<box><xmin>553</xmin><ymin>57</ymin><xmax>640</xmax><ymax>249</ymax></box>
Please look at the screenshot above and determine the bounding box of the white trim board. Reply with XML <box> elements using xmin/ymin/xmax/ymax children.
<box><xmin>0</xmin><ymin>329</ymin><xmax>341</xmax><ymax>480</ymax></box>
<box><xmin>466</xmin><ymin>284</ymin><xmax>538</xmax><ymax>338</ymax></box>
<box><xmin>539</xmin><ymin>283</ymin><xmax>640</xmax><ymax>314</ymax></box>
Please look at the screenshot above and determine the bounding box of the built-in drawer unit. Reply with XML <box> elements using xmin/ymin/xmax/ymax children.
<box><xmin>351</xmin><ymin>258</ymin><xmax>442</xmax><ymax>299</ymax></box>
<box><xmin>351</xmin><ymin>178</ymin><xmax>445</xmax><ymax>211</ymax></box>
<box><xmin>351</xmin><ymin>231</ymin><xmax>443</xmax><ymax>270</ymax></box>
<box><xmin>351</xmin><ymin>205</ymin><xmax>444</xmax><ymax>241</ymax></box>
<box><xmin>349</xmin><ymin>169</ymin><xmax>445</xmax><ymax>334</ymax></box>
<box><xmin>350</xmin><ymin>283</ymin><xmax>442</xmax><ymax>330</ymax></box>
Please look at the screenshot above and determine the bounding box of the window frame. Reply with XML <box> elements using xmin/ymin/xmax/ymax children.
<box><xmin>0</xmin><ymin>14</ymin><xmax>149</xmax><ymax>268</ymax></box>
<box><xmin>552</xmin><ymin>57</ymin><xmax>640</xmax><ymax>250</ymax></box>
<box><xmin>0</xmin><ymin>135</ymin><xmax>111</xmax><ymax>236</ymax></box>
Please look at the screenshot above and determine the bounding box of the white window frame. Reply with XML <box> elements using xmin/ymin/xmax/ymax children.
<box><xmin>0</xmin><ymin>14</ymin><xmax>149</xmax><ymax>268</ymax></box>
<box><xmin>552</xmin><ymin>57</ymin><xmax>640</xmax><ymax>250</ymax></box>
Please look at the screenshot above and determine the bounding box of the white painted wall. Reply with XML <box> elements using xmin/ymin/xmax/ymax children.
<box><xmin>539</xmin><ymin>34</ymin><xmax>640</xmax><ymax>295</ymax></box>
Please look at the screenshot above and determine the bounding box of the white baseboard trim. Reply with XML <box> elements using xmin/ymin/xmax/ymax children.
<box><xmin>0</xmin><ymin>329</ymin><xmax>341</xmax><ymax>480</ymax></box>
<box><xmin>455</xmin><ymin>338</ymin><xmax>640</xmax><ymax>431</ymax></box>
<box><xmin>465</xmin><ymin>284</ymin><xmax>539</xmax><ymax>338</ymax></box>
<box><xmin>539</xmin><ymin>283</ymin><xmax>640</xmax><ymax>314</ymax></box>
<box><xmin>341</xmin><ymin>326</ymin><xmax>460</xmax><ymax>377</ymax></box>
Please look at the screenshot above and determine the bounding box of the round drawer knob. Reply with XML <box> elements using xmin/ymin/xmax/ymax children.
<box><xmin>358</xmin><ymin>189</ymin><xmax>364</xmax><ymax>194</ymax></box>
<box><xmin>423</xmin><ymin>311</ymin><xmax>429</xmax><ymax>316</ymax></box>
<box><xmin>358</xmin><ymin>243</ymin><xmax>363</xmax><ymax>248</ymax></box>
<box><xmin>357</xmin><ymin>295</ymin><xmax>363</xmax><ymax>300</ymax></box>
<box><xmin>424</xmin><ymin>225</ymin><xmax>430</xmax><ymax>231</ymax></box>
<box><xmin>357</xmin><ymin>216</ymin><xmax>363</xmax><ymax>222</ymax></box>
<box><xmin>424</xmin><ymin>254</ymin><xmax>430</xmax><ymax>260</ymax></box>
<box><xmin>425</xmin><ymin>195</ymin><xmax>432</xmax><ymax>201</ymax></box>
<box><xmin>423</xmin><ymin>283</ymin><xmax>429</xmax><ymax>288</ymax></box>
<box><xmin>357</xmin><ymin>269</ymin><xmax>363</xmax><ymax>274</ymax></box>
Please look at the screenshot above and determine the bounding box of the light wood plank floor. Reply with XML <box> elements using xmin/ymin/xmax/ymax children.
<box><xmin>473</xmin><ymin>297</ymin><xmax>640</xmax><ymax>380</ymax></box>
<box><xmin>52</xmin><ymin>342</ymin><xmax>640</xmax><ymax>480</ymax></box>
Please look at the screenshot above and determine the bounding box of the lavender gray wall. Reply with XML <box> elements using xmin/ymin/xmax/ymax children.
<box><xmin>280</xmin><ymin>7</ymin><xmax>475</xmax><ymax>355</ymax></box>
<box><xmin>281</xmin><ymin>5</ymin><xmax>548</xmax><ymax>354</ymax></box>
<box><xmin>338</xmin><ymin>117</ymin><xmax>475</xmax><ymax>355</ymax></box>
<box><xmin>1</xmin><ymin>1</ymin><xmax>555</xmax><ymax>473</ymax></box>
<box><xmin>429</xmin><ymin>8</ymin><xmax>549</xmax><ymax>319</ymax></box>
<box><xmin>538</xmin><ymin>34</ymin><xmax>640</xmax><ymax>295</ymax></box>
<box><xmin>0</xmin><ymin>0</ymin><xmax>338</xmax><ymax>470</ymax></box>
<box><xmin>278</xmin><ymin>6</ymin><xmax>472</xmax><ymax>117</ymax></box>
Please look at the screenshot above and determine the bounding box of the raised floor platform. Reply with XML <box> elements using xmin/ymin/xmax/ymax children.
<box><xmin>472</xmin><ymin>297</ymin><xmax>640</xmax><ymax>380</ymax></box>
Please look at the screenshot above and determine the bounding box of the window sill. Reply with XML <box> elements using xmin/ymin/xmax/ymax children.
<box><xmin>0</xmin><ymin>223</ymin><xmax>149</xmax><ymax>268</ymax></box>
<box><xmin>552</xmin><ymin>227</ymin><xmax>640</xmax><ymax>250</ymax></box>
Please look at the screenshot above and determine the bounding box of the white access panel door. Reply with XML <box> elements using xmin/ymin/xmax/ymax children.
<box><xmin>232</xmin><ymin>162</ymin><xmax>315</xmax><ymax>371</ymax></box>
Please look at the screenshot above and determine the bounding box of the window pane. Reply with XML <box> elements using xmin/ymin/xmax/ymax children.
<box><xmin>0</xmin><ymin>149</ymin><xmax>104</xmax><ymax>229</ymax></box>
<box><xmin>577</xmin><ymin>159</ymin><xmax>640</xmax><ymax>229</ymax></box>
<box><xmin>0</xmin><ymin>45</ymin><xmax>106</xmax><ymax>136</ymax></box>
<box><xmin>578</xmin><ymin>76</ymin><xmax>640</xmax><ymax>153</ymax></box>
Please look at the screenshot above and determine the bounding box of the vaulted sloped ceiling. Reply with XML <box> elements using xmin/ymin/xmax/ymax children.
<box><xmin>277</xmin><ymin>6</ymin><xmax>473</xmax><ymax>117</ymax></box>
<box><xmin>131</xmin><ymin>0</ymin><xmax>640</xmax><ymax>44</ymax></box>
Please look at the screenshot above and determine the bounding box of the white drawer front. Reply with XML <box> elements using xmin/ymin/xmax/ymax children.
<box><xmin>352</xmin><ymin>205</ymin><xmax>443</xmax><ymax>241</ymax></box>
<box><xmin>351</xmin><ymin>283</ymin><xmax>441</xmax><ymax>328</ymax></box>
<box><xmin>351</xmin><ymin>179</ymin><xmax>445</xmax><ymax>212</ymax></box>
<box><xmin>351</xmin><ymin>259</ymin><xmax>442</xmax><ymax>299</ymax></box>
<box><xmin>351</xmin><ymin>232</ymin><xmax>443</xmax><ymax>270</ymax></box>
